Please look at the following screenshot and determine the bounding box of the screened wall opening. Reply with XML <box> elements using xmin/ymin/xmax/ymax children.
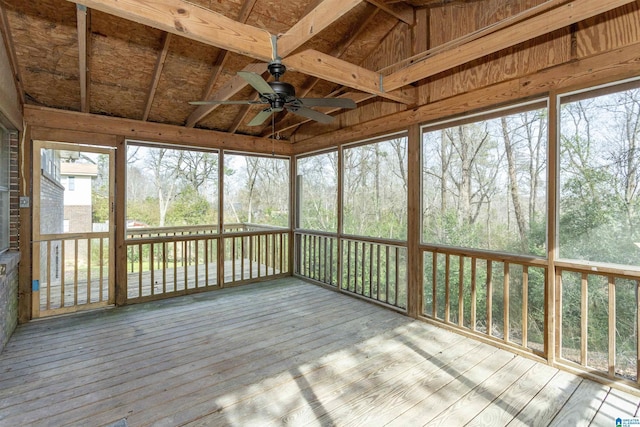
<box><xmin>420</xmin><ymin>101</ymin><xmax>549</xmax><ymax>355</ymax></box>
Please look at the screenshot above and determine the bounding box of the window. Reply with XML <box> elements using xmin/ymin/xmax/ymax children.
<box><xmin>126</xmin><ymin>143</ymin><xmax>219</xmax><ymax>231</ymax></box>
<box><xmin>223</xmin><ymin>153</ymin><xmax>289</xmax><ymax>230</ymax></box>
<box><xmin>67</xmin><ymin>176</ymin><xmax>75</xmax><ymax>191</ymax></box>
<box><xmin>559</xmin><ymin>80</ymin><xmax>640</xmax><ymax>266</ymax></box>
<box><xmin>422</xmin><ymin>102</ymin><xmax>548</xmax><ymax>256</ymax></box>
<box><xmin>343</xmin><ymin>134</ymin><xmax>408</xmax><ymax>240</ymax></box>
<box><xmin>0</xmin><ymin>125</ymin><xmax>8</xmax><ymax>253</ymax></box>
<box><xmin>296</xmin><ymin>151</ymin><xmax>338</xmax><ymax>232</ymax></box>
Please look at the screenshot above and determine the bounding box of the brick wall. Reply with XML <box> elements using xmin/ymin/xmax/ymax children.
<box><xmin>0</xmin><ymin>130</ymin><xmax>19</xmax><ymax>353</ymax></box>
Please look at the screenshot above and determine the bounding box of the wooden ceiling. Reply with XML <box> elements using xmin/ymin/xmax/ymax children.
<box><xmin>0</xmin><ymin>0</ymin><xmax>636</xmax><ymax>145</ymax></box>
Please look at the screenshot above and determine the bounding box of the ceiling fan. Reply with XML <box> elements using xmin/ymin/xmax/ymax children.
<box><xmin>189</xmin><ymin>58</ymin><xmax>357</xmax><ymax>126</ymax></box>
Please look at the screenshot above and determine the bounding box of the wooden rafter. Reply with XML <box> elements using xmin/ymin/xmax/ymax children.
<box><xmin>76</xmin><ymin>4</ymin><xmax>90</xmax><ymax>113</ymax></box>
<box><xmin>186</xmin><ymin>0</ymin><xmax>258</xmax><ymax>128</ymax></box>
<box><xmin>277</xmin><ymin>0</ymin><xmax>364</xmax><ymax>57</ymax></box>
<box><xmin>143</xmin><ymin>32</ymin><xmax>172</xmax><ymax>121</ymax></box>
<box><xmin>65</xmin><ymin>0</ymin><xmax>415</xmax><ymax>106</ymax></box>
<box><xmin>0</xmin><ymin>1</ymin><xmax>24</xmax><ymax>106</ymax></box>
<box><xmin>185</xmin><ymin>62</ymin><xmax>268</xmax><ymax>128</ymax></box>
<box><xmin>364</xmin><ymin>0</ymin><xmax>413</xmax><ymax>24</ymax></box>
<box><xmin>67</xmin><ymin>0</ymin><xmax>275</xmax><ymax>61</ymax></box>
<box><xmin>286</xmin><ymin>49</ymin><xmax>415</xmax><ymax>104</ymax></box>
<box><xmin>384</xmin><ymin>0</ymin><xmax>637</xmax><ymax>91</ymax></box>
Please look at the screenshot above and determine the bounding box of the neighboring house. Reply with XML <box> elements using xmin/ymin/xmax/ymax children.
<box><xmin>60</xmin><ymin>161</ymin><xmax>98</xmax><ymax>233</ymax></box>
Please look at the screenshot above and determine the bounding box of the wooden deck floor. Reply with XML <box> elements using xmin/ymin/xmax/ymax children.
<box><xmin>1</xmin><ymin>277</ymin><xmax>639</xmax><ymax>426</ymax></box>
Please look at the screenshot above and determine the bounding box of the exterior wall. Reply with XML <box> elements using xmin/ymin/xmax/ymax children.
<box><xmin>40</xmin><ymin>173</ymin><xmax>65</xmax><ymax>235</ymax></box>
<box><xmin>0</xmin><ymin>128</ymin><xmax>20</xmax><ymax>353</ymax></box>
<box><xmin>64</xmin><ymin>205</ymin><xmax>92</xmax><ymax>233</ymax></box>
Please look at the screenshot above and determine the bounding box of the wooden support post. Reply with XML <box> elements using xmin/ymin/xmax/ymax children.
<box><xmin>546</xmin><ymin>92</ymin><xmax>559</xmax><ymax>364</ymax></box>
<box><xmin>407</xmin><ymin>123</ymin><xmax>422</xmax><ymax>318</ymax></box>
<box><xmin>114</xmin><ymin>136</ymin><xmax>127</xmax><ymax>305</ymax></box>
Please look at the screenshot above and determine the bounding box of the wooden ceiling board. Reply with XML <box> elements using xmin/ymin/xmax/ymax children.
<box><xmin>4</xmin><ymin>0</ymin><xmax>80</xmax><ymax>109</ymax></box>
<box><xmin>148</xmin><ymin>35</ymin><xmax>221</xmax><ymax>125</ymax></box>
<box><xmin>89</xmin><ymin>11</ymin><xmax>163</xmax><ymax>118</ymax></box>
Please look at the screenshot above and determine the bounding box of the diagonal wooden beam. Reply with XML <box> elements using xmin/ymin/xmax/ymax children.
<box><xmin>364</xmin><ymin>0</ymin><xmax>413</xmax><ymax>24</ymax></box>
<box><xmin>185</xmin><ymin>62</ymin><xmax>268</xmax><ymax>128</ymax></box>
<box><xmin>143</xmin><ymin>32</ymin><xmax>172</xmax><ymax>121</ymax></box>
<box><xmin>186</xmin><ymin>0</ymin><xmax>258</xmax><ymax>128</ymax></box>
<box><xmin>277</xmin><ymin>0</ymin><xmax>364</xmax><ymax>57</ymax></box>
<box><xmin>384</xmin><ymin>0</ymin><xmax>637</xmax><ymax>91</ymax></box>
<box><xmin>76</xmin><ymin>4</ymin><xmax>91</xmax><ymax>112</ymax></box>
<box><xmin>0</xmin><ymin>1</ymin><xmax>25</xmax><ymax>106</ymax></box>
<box><xmin>67</xmin><ymin>0</ymin><xmax>274</xmax><ymax>61</ymax></box>
<box><xmin>285</xmin><ymin>49</ymin><xmax>416</xmax><ymax>104</ymax></box>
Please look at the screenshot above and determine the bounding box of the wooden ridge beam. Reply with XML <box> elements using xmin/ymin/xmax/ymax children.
<box><xmin>291</xmin><ymin>40</ymin><xmax>640</xmax><ymax>153</ymax></box>
<box><xmin>185</xmin><ymin>62</ymin><xmax>268</xmax><ymax>128</ymax></box>
<box><xmin>143</xmin><ymin>32</ymin><xmax>172</xmax><ymax>121</ymax></box>
<box><xmin>67</xmin><ymin>0</ymin><xmax>274</xmax><ymax>61</ymax></box>
<box><xmin>278</xmin><ymin>0</ymin><xmax>364</xmax><ymax>57</ymax></box>
<box><xmin>285</xmin><ymin>49</ymin><xmax>416</xmax><ymax>104</ymax></box>
<box><xmin>24</xmin><ymin>105</ymin><xmax>292</xmax><ymax>156</ymax></box>
<box><xmin>384</xmin><ymin>0</ymin><xmax>637</xmax><ymax>91</ymax></box>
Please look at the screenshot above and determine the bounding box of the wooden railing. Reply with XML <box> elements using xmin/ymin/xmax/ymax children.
<box><xmin>34</xmin><ymin>233</ymin><xmax>112</xmax><ymax>316</ymax></box>
<box><xmin>125</xmin><ymin>224</ymin><xmax>289</xmax><ymax>302</ymax></box>
<box><xmin>555</xmin><ymin>262</ymin><xmax>640</xmax><ymax>386</ymax></box>
<box><xmin>421</xmin><ymin>246</ymin><xmax>547</xmax><ymax>355</ymax></box>
<box><xmin>295</xmin><ymin>232</ymin><xmax>408</xmax><ymax>311</ymax></box>
<box><xmin>223</xmin><ymin>229</ymin><xmax>289</xmax><ymax>284</ymax></box>
<box><xmin>295</xmin><ymin>232</ymin><xmax>339</xmax><ymax>287</ymax></box>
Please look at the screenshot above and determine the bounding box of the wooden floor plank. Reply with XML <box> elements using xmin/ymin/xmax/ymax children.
<box><xmin>466</xmin><ymin>361</ymin><xmax>559</xmax><ymax>426</ymax></box>
<box><xmin>423</xmin><ymin>356</ymin><xmax>537</xmax><ymax>426</ymax></box>
<box><xmin>590</xmin><ymin>387</ymin><xmax>640</xmax><ymax>426</ymax></box>
<box><xmin>548</xmin><ymin>380</ymin><xmax>610</xmax><ymax>426</ymax></box>
<box><xmin>0</xmin><ymin>277</ymin><xmax>637</xmax><ymax>426</ymax></box>
<box><xmin>506</xmin><ymin>370</ymin><xmax>583</xmax><ymax>427</ymax></box>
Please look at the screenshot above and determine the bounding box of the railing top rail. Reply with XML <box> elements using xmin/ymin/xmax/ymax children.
<box><xmin>556</xmin><ymin>260</ymin><xmax>640</xmax><ymax>280</ymax></box>
<box><xmin>419</xmin><ymin>243</ymin><xmax>548</xmax><ymax>267</ymax></box>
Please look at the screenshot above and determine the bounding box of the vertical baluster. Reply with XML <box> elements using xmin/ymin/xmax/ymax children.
<box><xmin>46</xmin><ymin>241</ymin><xmax>51</xmax><ymax>310</ymax></box>
<box><xmin>504</xmin><ymin>262</ymin><xmax>510</xmax><ymax>342</ymax></box>
<box><xmin>556</xmin><ymin>270</ymin><xmax>563</xmax><ymax>360</ymax></box>
<box><xmin>394</xmin><ymin>246</ymin><xmax>400</xmax><ymax>307</ymax></box>
<box><xmin>376</xmin><ymin>244</ymin><xmax>381</xmax><ymax>301</ymax></box>
<box><xmin>346</xmin><ymin>240</ymin><xmax>352</xmax><ymax>292</ymax></box>
<box><xmin>138</xmin><ymin>243</ymin><xmax>142</xmax><ymax>298</ymax></box>
<box><xmin>368</xmin><ymin>242</ymin><xmax>373</xmax><ymax>298</ymax></box>
<box><xmin>173</xmin><ymin>240</ymin><xmax>178</xmax><ymax>291</ymax></box>
<box><xmin>150</xmin><ymin>243</ymin><xmax>155</xmax><ymax>296</ymax></box>
<box><xmin>445</xmin><ymin>254</ymin><xmax>450</xmax><ymax>323</ymax></box>
<box><xmin>609</xmin><ymin>275</ymin><xmax>616</xmax><ymax>377</ymax></box>
<box><xmin>522</xmin><ymin>266</ymin><xmax>529</xmax><ymax>349</ymax></box>
<box><xmin>249</xmin><ymin>234</ymin><xmax>254</xmax><ymax>279</ymax></box>
<box><xmin>459</xmin><ymin>256</ymin><xmax>464</xmax><ymax>327</ymax></box>
<box><xmin>87</xmin><ymin>238</ymin><xmax>92</xmax><ymax>304</ymax></box>
<box><xmin>162</xmin><ymin>241</ymin><xmax>167</xmax><ymax>293</ymax></box>
<box><xmin>471</xmin><ymin>257</ymin><xmax>477</xmax><ymax>331</ymax></box>
<box><xmin>183</xmin><ymin>240</ymin><xmax>188</xmax><ymax>290</ymax></box>
<box><xmin>257</xmin><ymin>234</ymin><xmax>262</xmax><ymax>278</ymax></box>
<box><xmin>329</xmin><ymin>237</ymin><xmax>334</xmax><ymax>285</ymax></box>
<box><xmin>99</xmin><ymin>238</ymin><xmax>104</xmax><ymax>302</ymax></box>
<box><xmin>205</xmin><ymin>237</ymin><xmax>209</xmax><ymax>286</ymax></box>
<box><xmin>581</xmin><ymin>273</ymin><xmax>588</xmax><ymax>367</ymax></box>
<box><xmin>280</xmin><ymin>233</ymin><xmax>284</xmax><ymax>274</ymax></box>
<box><xmin>360</xmin><ymin>242</ymin><xmax>365</xmax><ymax>295</ymax></box>
<box><xmin>432</xmin><ymin>252</ymin><xmax>437</xmax><ymax>318</ymax></box>
<box><xmin>385</xmin><ymin>245</ymin><xmax>390</xmax><ymax>304</ymax></box>
<box><xmin>61</xmin><ymin>240</ymin><xmax>66</xmax><ymax>307</ymax></box>
<box><xmin>487</xmin><ymin>260</ymin><xmax>493</xmax><ymax>336</ymax></box>
<box><xmin>232</xmin><ymin>236</ymin><xmax>236</xmax><ymax>282</ymax></box>
<box><xmin>73</xmin><ymin>239</ymin><xmax>79</xmax><ymax>306</ymax></box>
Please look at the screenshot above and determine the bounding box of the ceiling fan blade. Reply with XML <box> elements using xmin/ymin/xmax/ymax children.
<box><xmin>299</xmin><ymin>98</ymin><xmax>356</xmax><ymax>109</ymax></box>
<box><xmin>247</xmin><ymin>108</ymin><xmax>275</xmax><ymax>126</ymax></box>
<box><xmin>287</xmin><ymin>105</ymin><xmax>335</xmax><ymax>124</ymax></box>
<box><xmin>189</xmin><ymin>100</ymin><xmax>265</xmax><ymax>105</ymax></box>
<box><xmin>238</xmin><ymin>71</ymin><xmax>275</xmax><ymax>95</ymax></box>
